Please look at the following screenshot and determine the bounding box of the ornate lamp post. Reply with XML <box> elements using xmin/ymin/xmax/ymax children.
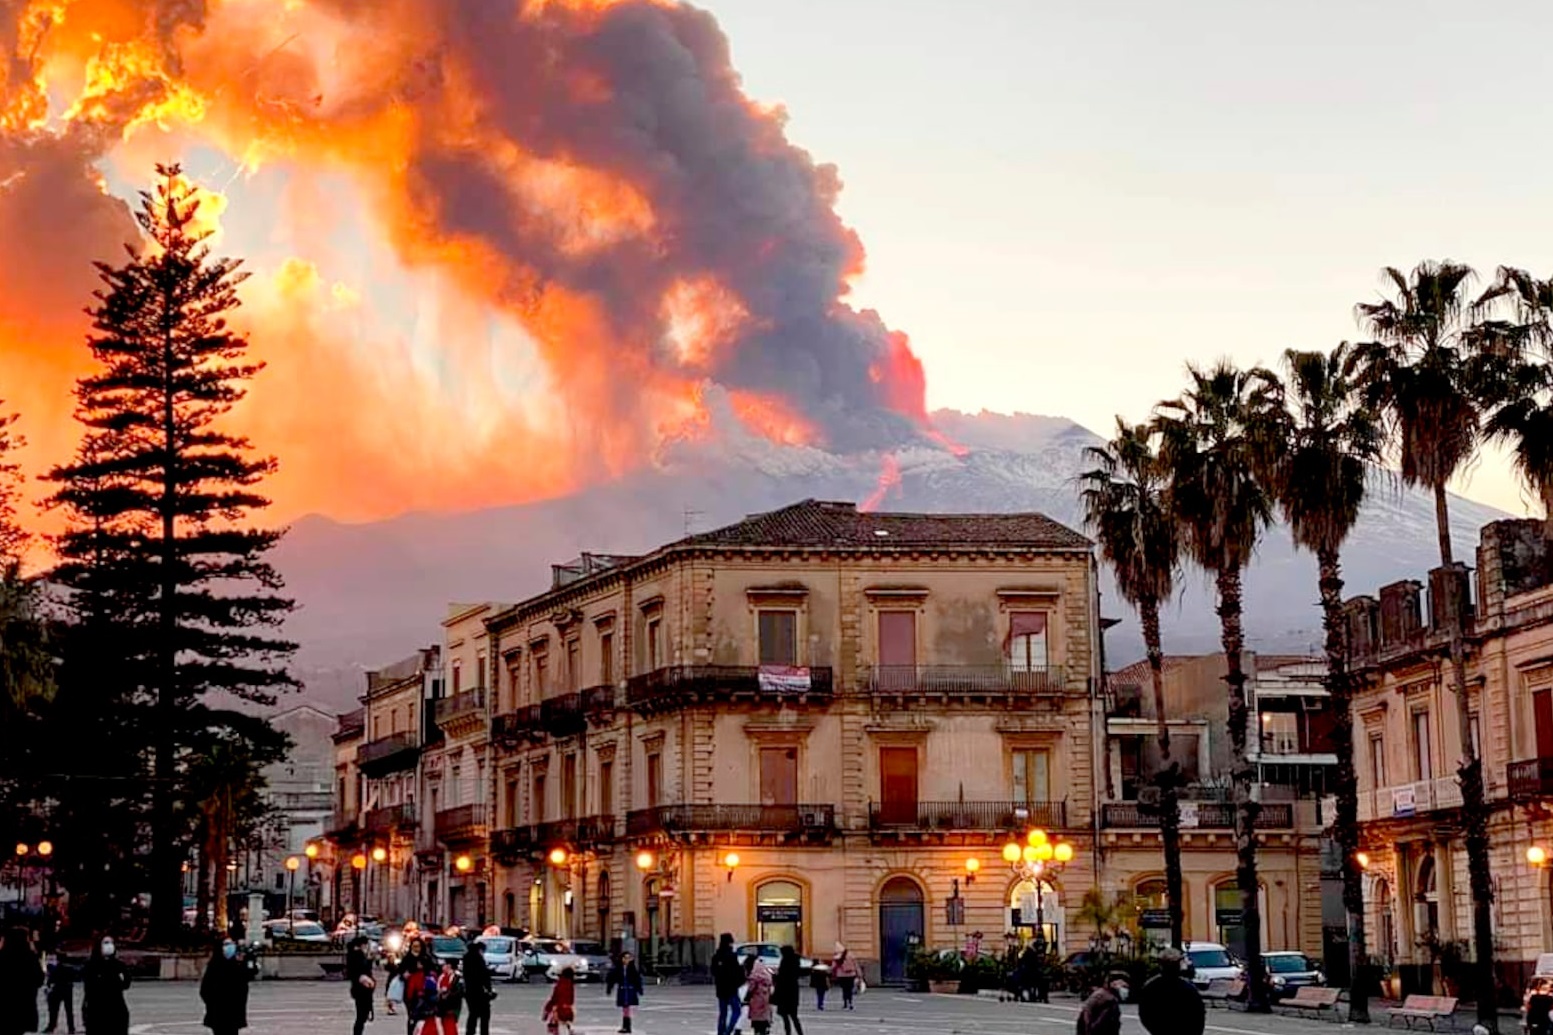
<box><xmin>1000</xmin><ymin>829</ymin><xmax>1074</xmax><ymax>957</ymax></box>
<box><xmin>351</xmin><ymin>852</ymin><xmax>367</xmax><ymax>917</ymax></box>
<box><xmin>284</xmin><ymin>856</ymin><xmax>301</xmax><ymax>936</ymax></box>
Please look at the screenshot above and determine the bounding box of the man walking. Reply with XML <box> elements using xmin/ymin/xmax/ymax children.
<box><xmin>462</xmin><ymin>942</ymin><xmax>493</xmax><ymax>1035</ymax></box>
<box><xmin>1075</xmin><ymin>972</ymin><xmax>1129</xmax><ymax>1035</ymax></box>
<box><xmin>710</xmin><ymin>933</ymin><xmax>744</xmax><ymax>1035</ymax></box>
<box><xmin>1137</xmin><ymin>949</ymin><xmax>1203</xmax><ymax>1035</ymax></box>
<box><xmin>43</xmin><ymin>951</ymin><xmax>76</xmax><ymax>1034</ymax></box>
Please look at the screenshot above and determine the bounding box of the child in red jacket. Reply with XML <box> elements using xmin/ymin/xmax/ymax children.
<box><xmin>542</xmin><ymin>967</ymin><xmax>576</xmax><ymax>1035</ymax></box>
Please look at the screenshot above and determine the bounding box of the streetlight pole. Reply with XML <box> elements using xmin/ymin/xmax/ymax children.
<box><xmin>285</xmin><ymin>857</ymin><xmax>300</xmax><ymax>936</ymax></box>
<box><xmin>1001</xmin><ymin>828</ymin><xmax>1074</xmax><ymax>1003</ymax></box>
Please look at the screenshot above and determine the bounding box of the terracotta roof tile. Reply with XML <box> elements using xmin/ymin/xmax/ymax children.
<box><xmin>682</xmin><ymin>499</ymin><xmax>1090</xmax><ymax>551</ymax></box>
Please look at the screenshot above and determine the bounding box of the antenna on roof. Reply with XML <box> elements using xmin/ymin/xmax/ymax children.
<box><xmin>684</xmin><ymin>507</ymin><xmax>705</xmax><ymax>535</ymax></box>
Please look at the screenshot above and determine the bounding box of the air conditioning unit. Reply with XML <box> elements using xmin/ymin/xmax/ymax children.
<box><xmin>799</xmin><ymin>809</ymin><xmax>829</xmax><ymax>828</ymax></box>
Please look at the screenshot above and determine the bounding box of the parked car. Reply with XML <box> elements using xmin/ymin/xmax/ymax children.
<box><xmin>520</xmin><ymin>939</ymin><xmax>572</xmax><ymax>979</ymax></box>
<box><xmin>431</xmin><ymin>936</ymin><xmax>468</xmax><ymax>967</ymax></box>
<box><xmin>476</xmin><ymin>935</ymin><xmax>522</xmax><ymax>982</ymax></box>
<box><xmin>735</xmin><ymin>942</ymin><xmax>814</xmax><ymax>973</ymax></box>
<box><xmin>544</xmin><ymin>940</ymin><xmax>613</xmax><ymax>983</ymax></box>
<box><xmin>263</xmin><ymin>919</ymin><xmax>331</xmax><ymax>944</ymax></box>
<box><xmin>1262</xmin><ymin>952</ymin><xmax>1323</xmax><ymax>999</ymax></box>
<box><xmin>1061</xmin><ymin>951</ymin><xmax>1099</xmax><ymax>993</ymax></box>
<box><xmin>1184</xmin><ymin>943</ymin><xmax>1244</xmax><ymax>990</ymax></box>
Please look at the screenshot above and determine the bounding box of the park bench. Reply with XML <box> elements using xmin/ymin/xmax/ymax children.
<box><xmin>1276</xmin><ymin>986</ymin><xmax>1341</xmax><ymax>1019</ymax></box>
<box><xmin>1202</xmin><ymin>977</ymin><xmax>1244</xmax><ymax>1007</ymax></box>
<box><xmin>1387</xmin><ymin>994</ymin><xmax>1459</xmax><ymax>1029</ymax></box>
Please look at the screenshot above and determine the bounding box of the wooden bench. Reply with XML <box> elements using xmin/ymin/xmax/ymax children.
<box><xmin>1202</xmin><ymin>978</ymin><xmax>1245</xmax><ymax>1007</ymax></box>
<box><xmin>1387</xmin><ymin>995</ymin><xmax>1459</xmax><ymax>1030</ymax></box>
<box><xmin>1276</xmin><ymin>986</ymin><xmax>1341</xmax><ymax>1019</ymax></box>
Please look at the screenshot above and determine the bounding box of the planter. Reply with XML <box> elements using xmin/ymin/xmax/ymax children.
<box><xmin>928</xmin><ymin>980</ymin><xmax>960</xmax><ymax>995</ymax></box>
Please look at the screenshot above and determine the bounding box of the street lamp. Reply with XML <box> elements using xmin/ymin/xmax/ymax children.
<box><xmin>285</xmin><ymin>856</ymin><xmax>301</xmax><ymax>936</ymax></box>
<box><xmin>1355</xmin><ymin>851</ymin><xmax>1370</xmax><ymax>870</ymax></box>
<box><xmin>548</xmin><ymin>847</ymin><xmax>569</xmax><ymax>867</ymax></box>
<box><xmin>351</xmin><ymin>853</ymin><xmax>367</xmax><ymax>917</ymax></box>
<box><xmin>723</xmin><ymin>852</ymin><xmax>740</xmax><ymax>883</ymax></box>
<box><xmin>1530</xmin><ymin>845</ymin><xmax>1549</xmax><ymax>868</ymax></box>
<box><xmin>1002</xmin><ymin>828</ymin><xmax>1074</xmax><ymax>967</ymax></box>
<box><xmin>635</xmin><ymin>850</ymin><xmax>655</xmax><ymax>872</ymax></box>
<box><xmin>964</xmin><ymin>858</ymin><xmax>980</xmax><ymax>885</ymax></box>
<box><xmin>455</xmin><ymin>855</ymin><xmax>473</xmax><ymax>873</ymax></box>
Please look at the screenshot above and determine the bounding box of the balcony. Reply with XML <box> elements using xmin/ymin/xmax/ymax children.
<box><xmin>434</xmin><ymin>688</ymin><xmax>487</xmax><ymax>737</ymax></box>
<box><xmin>626</xmin><ymin>803</ymin><xmax>837</xmax><ymax>844</ymax></box>
<box><xmin>863</xmin><ymin>665</ymin><xmax>1068</xmax><ymax>705</ymax></box>
<box><xmin>1510</xmin><ymin>758</ymin><xmax>1553</xmax><ymax>801</ymax></box>
<box><xmin>868</xmin><ymin>800</ymin><xmax>1067</xmax><ymax>837</ymax></box>
<box><xmin>625</xmin><ymin>666</ymin><xmax>834</xmax><ymax>715</ymax></box>
<box><xmin>1101</xmin><ymin>800</ymin><xmax>1294</xmax><ymax>829</ymax></box>
<box><xmin>364</xmin><ymin>803</ymin><xmax>419</xmax><ymax>835</ymax></box>
<box><xmin>357</xmin><ymin>732</ymin><xmax>421</xmax><ymax>775</ymax></box>
<box><xmin>491</xmin><ymin>826</ymin><xmax>536</xmax><ymax>864</ymax></box>
<box><xmin>1355</xmin><ymin>778</ymin><xmax>1466</xmax><ymax>821</ymax></box>
<box><xmin>493</xmin><ymin>706</ymin><xmax>543</xmax><ymax>747</ymax></box>
<box><xmin>325</xmin><ymin>811</ymin><xmax>359</xmax><ymax>843</ymax></box>
<box><xmin>434</xmin><ymin>804</ymin><xmax>489</xmax><ymax>844</ymax></box>
<box><xmin>535</xmin><ymin>814</ymin><xmax>617</xmax><ymax>851</ymax></box>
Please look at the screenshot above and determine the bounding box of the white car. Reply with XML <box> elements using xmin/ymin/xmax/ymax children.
<box><xmin>263</xmin><ymin>919</ymin><xmax>331</xmax><ymax>943</ymax></box>
<box><xmin>543</xmin><ymin>941</ymin><xmax>612</xmax><ymax>983</ymax></box>
<box><xmin>477</xmin><ymin>936</ymin><xmax>522</xmax><ymax>982</ymax></box>
<box><xmin>1184</xmin><ymin>942</ymin><xmax>1245</xmax><ymax>989</ymax></box>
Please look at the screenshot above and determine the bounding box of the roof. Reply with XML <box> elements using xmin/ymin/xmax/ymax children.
<box><xmin>1108</xmin><ymin>656</ymin><xmax>1193</xmax><ymax>690</ymax></box>
<box><xmin>681</xmin><ymin>499</ymin><xmax>1091</xmax><ymax>551</ymax></box>
<box><xmin>1254</xmin><ymin>654</ymin><xmax>1323</xmax><ymax>673</ymax></box>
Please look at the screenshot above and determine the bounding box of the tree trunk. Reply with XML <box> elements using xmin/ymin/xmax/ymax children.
<box><xmin>212</xmin><ymin>791</ymin><xmax>231</xmax><ymax>936</ymax></box>
<box><xmin>1435</xmin><ymin>484</ymin><xmax>1498</xmax><ymax>1031</ymax></box>
<box><xmin>1216</xmin><ymin>565</ymin><xmax>1268</xmax><ymax>1011</ymax></box>
<box><xmin>150</xmin><ymin>316</ymin><xmax>181</xmax><ymax>943</ymax></box>
<box><xmin>195</xmin><ymin>835</ymin><xmax>212</xmax><ymax>936</ymax></box>
<box><xmin>1320</xmin><ymin>546</ymin><xmax>1369</xmax><ymax>1023</ymax></box>
<box><xmin>1142</xmin><ymin>597</ymin><xmax>1185</xmax><ymax>950</ymax></box>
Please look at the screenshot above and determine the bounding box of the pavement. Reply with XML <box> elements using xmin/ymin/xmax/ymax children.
<box><xmin>55</xmin><ymin>980</ymin><xmax>1439</xmax><ymax>1035</ymax></box>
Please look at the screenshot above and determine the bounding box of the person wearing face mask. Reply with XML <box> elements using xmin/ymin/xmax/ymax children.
<box><xmin>1075</xmin><ymin>972</ymin><xmax>1129</xmax><ymax>1035</ymax></box>
<box><xmin>199</xmin><ymin>938</ymin><xmax>250</xmax><ymax>1035</ymax></box>
<box><xmin>82</xmin><ymin>937</ymin><xmax>130</xmax><ymax>1035</ymax></box>
<box><xmin>0</xmin><ymin>926</ymin><xmax>43</xmax><ymax>1035</ymax></box>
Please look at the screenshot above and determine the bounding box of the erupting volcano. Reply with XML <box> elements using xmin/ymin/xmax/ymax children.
<box><xmin>0</xmin><ymin>0</ymin><xmax>933</xmax><ymax>525</ymax></box>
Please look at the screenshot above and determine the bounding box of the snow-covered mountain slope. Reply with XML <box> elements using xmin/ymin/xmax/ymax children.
<box><xmin>274</xmin><ymin>409</ymin><xmax>1510</xmax><ymax>710</ymax></box>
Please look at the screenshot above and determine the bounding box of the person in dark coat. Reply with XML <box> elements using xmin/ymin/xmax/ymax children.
<box><xmin>1137</xmin><ymin>949</ymin><xmax>1203</xmax><ymax>1035</ymax></box>
<box><xmin>772</xmin><ymin>946</ymin><xmax>804</xmax><ymax>1035</ymax></box>
<box><xmin>709</xmin><ymin>934</ymin><xmax>743</xmax><ymax>1035</ymax></box>
<box><xmin>461</xmin><ymin>942</ymin><xmax>492</xmax><ymax>1035</ymax></box>
<box><xmin>433</xmin><ymin>960</ymin><xmax>463</xmax><ymax>1035</ymax></box>
<box><xmin>346</xmin><ymin>937</ymin><xmax>376</xmax><ymax>1035</ymax></box>
<box><xmin>605</xmin><ymin>951</ymin><xmax>643</xmax><ymax>1034</ymax></box>
<box><xmin>44</xmin><ymin>950</ymin><xmax>77</xmax><ymax>1034</ymax></box>
<box><xmin>403</xmin><ymin>957</ymin><xmax>439</xmax><ymax>1035</ymax></box>
<box><xmin>81</xmin><ymin>937</ymin><xmax>130</xmax><ymax>1035</ymax></box>
<box><xmin>1075</xmin><ymin>972</ymin><xmax>1128</xmax><ymax>1035</ymax></box>
<box><xmin>0</xmin><ymin>926</ymin><xmax>42</xmax><ymax>1035</ymax></box>
<box><xmin>199</xmin><ymin>938</ymin><xmax>250</xmax><ymax>1035</ymax></box>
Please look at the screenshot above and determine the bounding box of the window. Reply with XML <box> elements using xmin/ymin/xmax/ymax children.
<box><xmin>504</xmin><ymin>775</ymin><xmax>520</xmax><ymax>827</ymax></box>
<box><xmin>599</xmin><ymin>759</ymin><xmax>614</xmax><ymax>818</ymax></box>
<box><xmin>755</xmin><ymin>879</ymin><xmax>803</xmax><ymax>950</ymax></box>
<box><xmin>1468</xmin><ymin>713</ymin><xmax>1481</xmax><ymax>761</ymax></box>
<box><xmin>1370</xmin><ymin>733</ymin><xmax>1386</xmax><ymax>789</ymax></box>
<box><xmin>535</xmin><ymin>654</ymin><xmax>549</xmax><ymax>698</ymax></box>
<box><xmin>759</xmin><ymin>746</ymin><xmax>798</xmax><ymax>806</ymax></box>
<box><xmin>877</xmin><ymin>611</ymin><xmax>916</xmax><ymax>668</ymax></box>
<box><xmin>451</xmin><ymin>765</ymin><xmax>462</xmax><ymax>805</ymax></box>
<box><xmin>406</xmin><ymin>704</ymin><xmax>415</xmax><ymax>733</ymax></box>
<box><xmin>476</xmin><ymin>651</ymin><xmax>486</xmax><ymax>689</ymax></box>
<box><xmin>646</xmin><ymin>751</ymin><xmax>663</xmax><ymax>808</ymax></box>
<box><xmin>532</xmin><ymin>774</ymin><xmax>546</xmax><ymax>823</ymax></box>
<box><xmin>1007</xmin><ymin>612</ymin><xmax>1048</xmax><ymax>671</ymax></box>
<box><xmin>1133</xmin><ymin>879</ymin><xmax>1171</xmax><ymax>949</ymax></box>
<box><xmin>600</xmin><ymin>632</ymin><xmax>614</xmax><ymax>686</ymax></box>
<box><xmin>1119</xmin><ymin>737</ymin><xmax>1144</xmax><ymax>800</ymax></box>
<box><xmin>1012</xmin><ymin>749</ymin><xmax>1050</xmax><ymax>803</ymax></box>
<box><xmin>1412</xmin><ymin>710</ymin><xmax>1432</xmax><ymax>781</ymax></box>
<box><xmin>452</xmin><ymin>662</ymin><xmax>462</xmax><ymax>694</ymax></box>
<box><xmin>562</xmin><ymin>753</ymin><xmax>578</xmax><ymax>819</ymax></box>
<box><xmin>646</xmin><ymin>618</ymin><xmax>662</xmax><ymax>670</ymax></box>
<box><xmin>430</xmin><ymin>786</ymin><xmax>440</xmax><ymax>817</ymax></box>
<box><xmin>1261</xmin><ymin>712</ymin><xmax>1298</xmax><ymax>755</ymax></box>
<box><xmin>566</xmin><ymin>640</ymin><xmax>580</xmax><ymax>692</ymax></box>
<box><xmin>506</xmin><ymin>663</ymin><xmax>521</xmax><ymax>711</ymax></box>
<box><xmin>373</xmin><ymin>715</ymin><xmax>382</xmax><ymax>740</ymax></box>
<box><xmin>758</xmin><ymin>610</ymin><xmax>798</xmax><ymax>666</ymax></box>
<box><xmin>391</xmin><ymin>708</ymin><xmax>400</xmax><ymax>735</ymax></box>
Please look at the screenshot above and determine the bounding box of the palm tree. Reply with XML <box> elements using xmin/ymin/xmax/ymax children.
<box><xmin>1256</xmin><ymin>345</ymin><xmax>1380</xmax><ymax>1022</ymax></box>
<box><xmin>1080</xmin><ymin>420</ymin><xmax>1185</xmax><ymax>949</ymax></box>
<box><xmin>1345</xmin><ymin>260</ymin><xmax>1501</xmax><ymax>1031</ymax></box>
<box><xmin>1154</xmin><ymin>360</ymin><xmax>1276</xmax><ymax>1011</ymax></box>
<box><xmin>1484</xmin><ymin>267</ymin><xmax>1553</xmax><ymax>543</ymax></box>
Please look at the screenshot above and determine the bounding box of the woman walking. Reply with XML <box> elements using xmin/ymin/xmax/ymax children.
<box><xmin>199</xmin><ymin>938</ymin><xmax>250</xmax><ymax>1035</ymax></box>
<box><xmin>403</xmin><ymin>956</ymin><xmax>439</xmax><ymax>1035</ymax></box>
<box><xmin>81</xmin><ymin>938</ymin><xmax>130</xmax><ymax>1035</ymax></box>
<box><xmin>742</xmin><ymin>957</ymin><xmax>773</xmax><ymax>1035</ymax></box>
<box><xmin>605</xmin><ymin>951</ymin><xmax>643</xmax><ymax>1034</ymax></box>
<box><xmin>541</xmin><ymin>967</ymin><xmax>576</xmax><ymax>1035</ymax></box>
<box><xmin>830</xmin><ymin>946</ymin><xmax>859</xmax><ymax>1011</ymax></box>
<box><xmin>433</xmin><ymin>960</ymin><xmax>463</xmax><ymax>1035</ymax></box>
<box><xmin>0</xmin><ymin>927</ymin><xmax>42</xmax><ymax>1035</ymax></box>
<box><xmin>346</xmin><ymin>937</ymin><xmax>376</xmax><ymax>1035</ymax></box>
<box><xmin>773</xmin><ymin>946</ymin><xmax>804</xmax><ymax>1035</ymax></box>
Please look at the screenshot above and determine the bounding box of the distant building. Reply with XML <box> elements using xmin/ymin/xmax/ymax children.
<box><xmin>247</xmin><ymin>705</ymin><xmax>337</xmax><ymax>917</ymax></box>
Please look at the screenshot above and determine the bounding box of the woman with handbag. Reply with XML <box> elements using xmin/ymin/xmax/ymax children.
<box><xmin>346</xmin><ymin>938</ymin><xmax>376</xmax><ymax>1035</ymax></box>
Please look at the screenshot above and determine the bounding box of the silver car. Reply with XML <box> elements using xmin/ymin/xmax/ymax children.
<box><xmin>544</xmin><ymin>940</ymin><xmax>612</xmax><ymax>983</ymax></box>
<box><xmin>477</xmin><ymin>936</ymin><xmax>522</xmax><ymax>982</ymax></box>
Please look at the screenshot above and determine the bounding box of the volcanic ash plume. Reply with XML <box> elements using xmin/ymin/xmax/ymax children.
<box><xmin>0</xmin><ymin>0</ymin><xmax>932</xmax><ymax>523</ymax></box>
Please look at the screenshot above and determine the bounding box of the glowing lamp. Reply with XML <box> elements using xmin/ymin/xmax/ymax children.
<box><xmin>37</xmin><ymin>841</ymin><xmax>52</xmax><ymax>857</ymax></box>
<box><xmin>723</xmin><ymin>852</ymin><xmax>740</xmax><ymax>882</ymax></box>
<box><xmin>226</xmin><ymin>861</ymin><xmax>238</xmax><ymax>871</ymax></box>
<box><xmin>1354</xmin><ymin>851</ymin><xmax>1370</xmax><ymax>870</ymax></box>
<box><xmin>635</xmin><ymin>850</ymin><xmax>655</xmax><ymax>872</ymax></box>
<box><xmin>1530</xmin><ymin>846</ymin><xmax>1548</xmax><ymax>867</ymax></box>
<box><xmin>285</xmin><ymin>856</ymin><xmax>301</xmax><ymax>872</ymax></box>
<box><xmin>964</xmin><ymin>858</ymin><xmax>980</xmax><ymax>875</ymax></box>
<box><xmin>304</xmin><ymin>843</ymin><xmax>319</xmax><ymax>860</ymax></box>
<box><xmin>351</xmin><ymin>853</ymin><xmax>367</xmax><ymax>870</ymax></box>
<box><xmin>1027</xmin><ymin>829</ymin><xmax>1048</xmax><ymax>848</ymax></box>
<box><xmin>1034</xmin><ymin>843</ymin><xmax>1054</xmax><ymax>862</ymax></box>
<box><xmin>548</xmin><ymin>847</ymin><xmax>569</xmax><ymax>867</ymax></box>
<box><xmin>14</xmin><ymin>843</ymin><xmax>26</xmax><ymax>857</ymax></box>
<box><xmin>455</xmin><ymin>855</ymin><xmax>473</xmax><ymax>873</ymax></box>
<box><xmin>1054</xmin><ymin>842</ymin><xmax>1074</xmax><ymax>864</ymax></box>
<box><xmin>1022</xmin><ymin>845</ymin><xmax>1040</xmax><ymax>864</ymax></box>
<box><xmin>372</xmin><ymin>847</ymin><xmax>388</xmax><ymax>863</ymax></box>
<box><xmin>1001</xmin><ymin>842</ymin><xmax>1021</xmax><ymax>864</ymax></box>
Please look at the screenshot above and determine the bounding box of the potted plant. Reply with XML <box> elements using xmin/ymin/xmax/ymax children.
<box><xmin>907</xmin><ymin>948</ymin><xmax>963</xmax><ymax>994</ymax></box>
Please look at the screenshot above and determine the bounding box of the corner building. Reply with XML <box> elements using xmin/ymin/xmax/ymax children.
<box><xmin>478</xmin><ymin>500</ymin><xmax>1101</xmax><ymax>982</ymax></box>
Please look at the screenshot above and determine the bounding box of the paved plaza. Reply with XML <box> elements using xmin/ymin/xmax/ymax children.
<box><xmin>77</xmin><ymin>979</ymin><xmax>1397</xmax><ymax>1035</ymax></box>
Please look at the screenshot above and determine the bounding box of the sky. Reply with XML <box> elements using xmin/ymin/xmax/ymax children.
<box><xmin>695</xmin><ymin>0</ymin><xmax>1552</xmax><ymax>516</ymax></box>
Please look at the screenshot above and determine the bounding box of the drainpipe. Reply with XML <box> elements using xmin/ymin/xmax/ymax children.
<box><xmin>1090</xmin><ymin>553</ymin><xmax>1104</xmax><ymax>889</ymax></box>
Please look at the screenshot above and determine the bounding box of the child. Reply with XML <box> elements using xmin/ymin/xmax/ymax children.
<box><xmin>606</xmin><ymin>951</ymin><xmax>644</xmax><ymax>1034</ymax></box>
<box><xmin>809</xmin><ymin>963</ymin><xmax>830</xmax><ymax>1011</ymax></box>
<box><xmin>743</xmin><ymin>956</ymin><xmax>773</xmax><ymax>1035</ymax></box>
<box><xmin>435</xmin><ymin>959</ymin><xmax>463</xmax><ymax>1035</ymax></box>
<box><xmin>542</xmin><ymin>966</ymin><xmax>577</xmax><ymax>1035</ymax></box>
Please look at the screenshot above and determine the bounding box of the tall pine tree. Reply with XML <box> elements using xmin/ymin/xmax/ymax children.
<box><xmin>47</xmin><ymin>165</ymin><xmax>298</xmax><ymax>941</ymax></box>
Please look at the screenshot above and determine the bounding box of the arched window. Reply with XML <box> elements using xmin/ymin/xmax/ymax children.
<box><xmin>1009</xmin><ymin>879</ymin><xmax>1061</xmax><ymax>949</ymax></box>
<box><xmin>1374</xmin><ymin>878</ymin><xmax>1396</xmax><ymax>961</ymax></box>
<box><xmin>1133</xmin><ymin>878</ymin><xmax>1171</xmax><ymax>948</ymax></box>
<box><xmin>756</xmin><ymin>879</ymin><xmax>805</xmax><ymax>951</ymax></box>
<box><xmin>1415</xmin><ymin>855</ymin><xmax>1439</xmax><ymax>940</ymax></box>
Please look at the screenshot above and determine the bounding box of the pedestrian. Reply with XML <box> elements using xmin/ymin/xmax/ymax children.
<box><xmin>434</xmin><ymin>960</ymin><xmax>463</xmax><ymax>1035</ymax></box>
<box><xmin>710</xmin><ymin>933</ymin><xmax>744</xmax><ymax>1035</ymax></box>
<box><xmin>829</xmin><ymin>946</ymin><xmax>859</xmax><ymax>1011</ymax></box>
<box><xmin>199</xmin><ymin>937</ymin><xmax>251</xmax><ymax>1035</ymax></box>
<box><xmin>44</xmin><ymin>950</ymin><xmax>76</xmax><ymax>1034</ymax></box>
<box><xmin>1136</xmin><ymin>949</ymin><xmax>1202</xmax><ymax>1035</ymax></box>
<box><xmin>0</xmin><ymin>926</ymin><xmax>42</xmax><ymax>1035</ymax></box>
<box><xmin>80</xmin><ymin>936</ymin><xmax>130</xmax><ymax>1035</ymax></box>
<box><xmin>228</xmin><ymin>910</ymin><xmax>248</xmax><ymax>945</ymax></box>
<box><xmin>346</xmin><ymin>936</ymin><xmax>376</xmax><ymax>1035</ymax></box>
<box><xmin>461</xmin><ymin>942</ymin><xmax>492</xmax><ymax>1035</ymax></box>
<box><xmin>605</xmin><ymin>950</ymin><xmax>643</xmax><ymax>1034</ymax></box>
<box><xmin>541</xmin><ymin>967</ymin><xmax>576</xmax><ymax>1035</ymax></box>
<box><xmin>808</xmin><ymin>963</ymin><xmax>829</xmax><ymax>1011</ymax></box>
<box><xmin>1075</xmin><ymin>971</ymin><xmax>1129</xmax><ymax>1035</ymax></box>
<box><xmin>403</xmin><ymin>956</ymin><xmax>439</xmax><ymax>1035</ymax></box>
<box><xmin>742</xmin><ymin>957</ymin><xmax>772</xmax><ymax>1035</ymax></box>
<box><xmin>773</xmin><ymin>946</ymin><xmax>804</xmax><ymax>1035</ymax></box>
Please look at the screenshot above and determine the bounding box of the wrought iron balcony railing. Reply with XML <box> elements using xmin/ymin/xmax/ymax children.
<box><xmin>357</xmin><ymin>732</ymin><xmax>420</xmax><ymax>772</ymax></box>
<box><xmin>868</xmin><ymin>800</ymin><xmax>1067</xmax><ymax>831</ymax></box>
<box><xmin>625</xmin><ymin>666</ymin><xmax>834</xmax><ymax>714</ymax></box>
<box><xmin>493</xmin><ymin>707</ymin><xmax>543</xmax><ymax>746</ymax></box>
<box><xmin>434</xmin><ymin>688</ymin><xmax>487</xmax><ymax>727</ymax></box>
<box><xmin>1100</xmin><ymin>800</ymin><xmax>1294</xmax><ymax>829</ymax></box>
<box><xmin>434</xmin><ymin>804</ymin><xmax>488</xmax><ymax>843</ymax></box>
<box><xmin>364</xmin><ymin>803</ymin><xmax>419</xmax><ymax>834</ymax></box>
<box><xmin>1510</xmin><ymin>757</ymin><xmax>1553</xmax><ymax>801</ymax></box>
<box><xmin>626</xmin><ymin>803</ymin><xmax>836</xmax><ymax>839</ymax></box>
<box><xmin>864</xmin><ymin>665</ymin><xmax>1068</xmax><ymax>697</ymax></box>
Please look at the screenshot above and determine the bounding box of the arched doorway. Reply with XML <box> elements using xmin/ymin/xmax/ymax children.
<box><xmin>1414</xmin><ymin>855</ymin><xmax>1439</xmax><ymax>941</ymax></box>
<box><xmin>597</xmin><ymin>871</ymin><xmax>611</xmax><ymax>942</ymax></box>
<box><xmin>1132</xmin><ymin>877</ymin><xmax>1172</xmax><ymax>949</ymax></box>
<box><xmin>878</xmin><ymin>876</ymin><xmax>925</xmax><ymax>985</ymax></box>
<box><xmin>1375</xmin><ymin>878</ymin><xmax>1397</xmax><ymax>961</ymax></box>
<box><xmin>755</xmin><ymin>879</ymin><xmax>805</xmax><ymax>949</ymax></box>
<box><xmin>1009</xmin><ymin>879</ymin><xmax>1062</xmax><ymax>950</ymax></box>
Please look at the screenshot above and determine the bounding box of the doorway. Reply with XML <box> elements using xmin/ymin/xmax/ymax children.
<box><xmin>878</xmin><ymin>877</ymin><xmax>925</xmax><ymax>985</ymax></box>
<box><xmin>756</xmin><ymin>879</ymin><xmax>804</xmax><ymax>949</ymax></box>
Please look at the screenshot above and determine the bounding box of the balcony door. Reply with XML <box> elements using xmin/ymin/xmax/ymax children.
<box><xmin>879</xmin><ymin>746</ymin><xmax>918</xmax><ymax>826</ymax></box>
<box><xmin>760</xmin><ymin>747</ymin><xmax>798</xmax><ymax>807</ymax></box>
<box><xmin>877</xmin><ymin>611</ymin><xmax>917</xmax><ymax>691</ymax></box>
<box><xmin>1536</xmin><ymin>689</ymin><xmax>1553</xmax><ymax>760</ymax></box>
